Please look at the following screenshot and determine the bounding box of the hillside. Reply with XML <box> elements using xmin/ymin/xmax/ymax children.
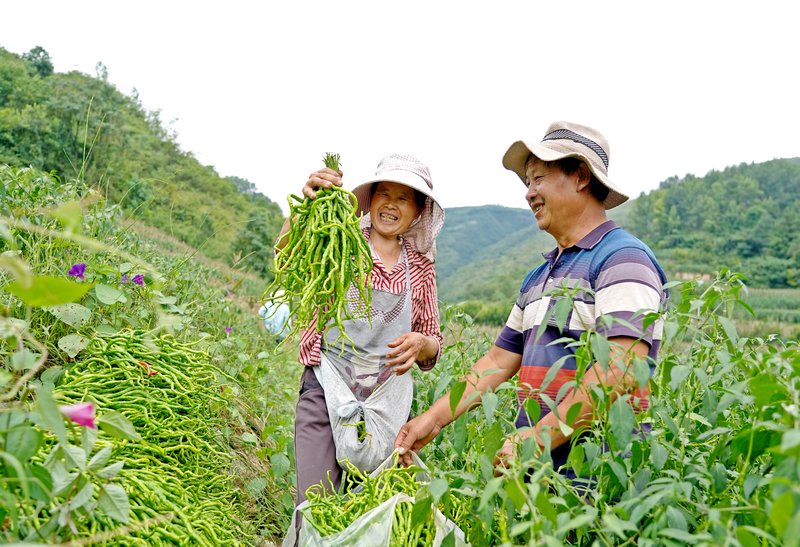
<box><xmin>0</xmin><ymin>46</ymin><xmax>283</xmax><ymax>278</ymax></box>
<box><xmin>3</xmin><ymin>45</ymin><xmax>798</xmax><ymax>308</ymax></box>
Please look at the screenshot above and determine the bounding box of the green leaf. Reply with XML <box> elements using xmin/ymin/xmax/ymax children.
<box><xmin>246</xmin><ymin>477</ymin><xmax>268</xmax><ymax>497</ymax></box>
<box><xmin>97</xmin><ymin>412</ymin><xmax>141</xmax><ymax>441</ymax></box>
<box><xmin>736</xmin><ymin>526</ymin><xmax>777</xmax><ymax>547</ymax></box>
<box><xmin>0</xmin><ymin>451</ymin><xmax>28</xmax><ymax>497</ymax></box>
<box><xmin>510</xmin><ymin>521</ymin><xmax>533</xmax><ymax>537</ymax></box>
<box><xmin>95</xmin><ymin>460</ymin><xmax>125</xmax><ymax>480</ymax></box>
<box><xmin>47</xmin><ymin>200</ymin><xmax>83</xmax><ymax>234</ymax></box>
<box><xmin>533</xmin><ymin>490</ymin><xmax>557</xmax><ymax>526</ymax></box>
<box><xmin>607</xmin><ymin>460</ymin><xmax>628</xmax><ymax>488</ymax></box>
<box><xmin>98</xmin><ymin>483</ymin><xmax>130</xmax><ymax>523</ymax></box>
<box><xmin>40</xmin><ymin>366</ymin><xmax>64</xmax><ymax>387</ymax></box>
<box><xmin>552</xmin><ymin>296</ymin><xmax>573</xmax><ymax>333</ymax></box>
<box><xmin>565</xmin><ymin>401</ymin><xmax>583</xmax><ymax>429</ymax></box>
<box><xmin>440</xmin><ymin>530</ymin><xmax>456</xmax><ymax>547</ymax></box>
<box><xmin>669</xmin><ymin>364</ymin><xmax>691</xmax><ymax>390</ymax></box>
<box><xmin>555</xmin><ymin>511</ymin><xmax>596</xmax><ymax>536</ymax></box>
<box><xmin>46</xmin><ymin>303</ymin><xmax>92</xmax><ymax>328</ymax></box>
<box><xmin>448</xmin><ymin>380</ymin><xmax>466</xmax><ymax>418</ymax></box>
<box><xmin>0</xmin><ymin>316</ymin><xmax>28</xmax><ymax>338</ymax></box>
<box><xmin>62</xmin><ymin>444</ymin><xmax>87</xmax><ymax>472</ymax></box>
<box><xmin>33</xmin><ymin>388</ymin><xmax>68</xmax><ymax>445</ymax></box>
<box><xmin>523</xmin><ymin>398</ymin><xmax>541</xmax><ymax>425</ymax></box>
<box><xmin>95</xmin><ymin>284</ymin><xmax>127</xmax><ymax>305</ymax></box>
<box><xmin>482</xmin><ymin>391</ymin><xmax>498</xmax><ymax>424</ymax></box>
<box><xmin>68</xmin><ymin>480</ymin><xmax>94</xmax><ymax>511</ymax></box>
<box><xmin>609</xmin><ymin>397</ymin><xmax>635</xmax><ymax>450</ymax></box>
<box><xmin>602</xmin><ymin>513</ymin><xmax>636</xmax><ymax>539</ymax></box>
<box><xmin>589</xmin><ymin>334</ymin><xmax>610</xmax><ymax>370</ymax></box>
<box><xmin>270</xmin><ymin>452</ymin><xmax>291</xmax><ymax>479</ymax></box>
<box><xmin>8</xmin><ymin>276</ymin><xmax>93</xmax><ymax>307</ymax></box>
<box><xmin>504</xmin><ymin>479</ymin><xmax>526</xmax><ymax>511</ymax></box>
<box><xmin>427</xmin><ymin>477</ymin><xmax>448</xmax><ymax>504</ymax></box>
<box><xmin>717</xmin><ymin>316</ymin><xmax>738</xmax><ymax>345</ymax></box>
<box><xmin>411</xmin><ymin>494</ymin><xmax>433</xmax><ymax>528</ymax></box>
<box><xmin>88</xmin><ymin>445</ymin><xmax>113</xmax><ymax>471</ymax></box>
<box><xmin>240</xmin><ymin>432</ymin><xmax>258</xmax><ymax>445</ymax></box>
<box><xmin>780</xmin><ymin>430</ymin><xmax>800</xmax><ymax>455</ymax></box>
<box><xmin>451</xmin><ymin>414</ymin><xmax>468</xmax><ymax>452</ymax></box>
<box><xmin>27</xmin><ymin>462</ymin><xmax>53</xmax><ymax>502</ymax></box>
<box><xmin>0</xmin><ymin>253</ymin><xmax>33</xmax><ymax>286</ymax></box>
<box><xmin>658</xmin><ymin>528</ymin><xmax>701</xmax><ymax>542</ymax></box>
<box><xmin>478</xmin><ymin>477</ymin><xmax>503</xmax><ymax>510</ymax></box>
<box><xmin>482</xmin><ymin>421</ymin><xmax>504</xmax><ymax>459</ymax></box>
<box><xmin>770</xmin><ymin>490</ymin><xmax>794</xmax><ymax>537</ymax></box>
<box><xmin>10</xmin><ymin>348</ymin><xmax>38</xmax><ymax>371</ymax></box>
<box><xmin>94</xmin><ymin>324</ymin><xmax>118</xmax><ymax>335</ymax></box>
<box><xmin>5</xmin><ymin>425</ymin><xmax>42</xmax><ymax>462</ymax></box>
<box><xmin>650</xmin><ymin>441</ymin><xmax>668</xmax><ymax>471</ymax></box>
<box><xmin>58</xmin><ymin>334</ymin><xmax>90</xmax><ymax>358</ymax></box>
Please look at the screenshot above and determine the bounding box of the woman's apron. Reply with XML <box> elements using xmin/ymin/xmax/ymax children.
<box><xmin>316</xmin><ymin>244</ymin><xmax>414</xmax><ymax>473</ymax></box>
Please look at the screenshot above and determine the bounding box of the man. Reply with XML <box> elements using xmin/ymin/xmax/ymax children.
<box><xmin>394</xmin><ymin>121</ymin><xmax>668</xmax><ymax>475</ymax></box>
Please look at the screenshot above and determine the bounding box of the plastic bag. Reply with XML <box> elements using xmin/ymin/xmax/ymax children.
<box><xmin>318</xmin><ymin>354</ymin><xmax>413</xmax><ymax>473</ymax></box>
<box><xmin>282</xmin><ymin>449</ymin><xmax>468</xmax><ymax>547</ymax></box>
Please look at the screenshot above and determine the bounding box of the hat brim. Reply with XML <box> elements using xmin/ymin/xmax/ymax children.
<box><xmin>502</xmin><ymin>140</ymin><xmax>629</xmax><ymax>209</ymax></box>
<box><xmin>350</xmin><ymin>169</ymin><xmax>443</xmax><ymax>217</ymax></box>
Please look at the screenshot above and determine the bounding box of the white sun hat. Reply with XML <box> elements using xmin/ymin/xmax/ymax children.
<box><xmin>502</xmin><ymin>121</ymin><xmax>630</xmax><ymax>209</ymax></box>
<box><xmin>350</xmin><ymin>154</ymin><xmax>445</xmax><ymax>261</ymax></box>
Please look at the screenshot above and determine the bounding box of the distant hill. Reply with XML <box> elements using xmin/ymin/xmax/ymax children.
<box><xmin>435</xmin><ymin>158</ymin><xmax>800</xmax><ymax>313</ymax></box>
<box><xmin>436</xmin><ymin>201</ymin><xmax>633</xmax><ymax>304</ymax></box>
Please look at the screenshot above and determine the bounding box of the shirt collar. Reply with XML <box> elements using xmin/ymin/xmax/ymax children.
<box><xmin>542</xmin><ymin>220</ymin><xmax>618</xmax><ymax>262</ymax></box>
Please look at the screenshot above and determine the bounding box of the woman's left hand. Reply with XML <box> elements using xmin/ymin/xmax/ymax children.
<box><xmin>386</xmin><ymin>332</ymin><xmax>430</xmax><ymax>375</ymax></box>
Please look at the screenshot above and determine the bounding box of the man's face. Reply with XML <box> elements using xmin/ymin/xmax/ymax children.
<box><xmin>524</xmin><ymin>157</ymin><xmax>578</xmax><ymax>237</ymax></box>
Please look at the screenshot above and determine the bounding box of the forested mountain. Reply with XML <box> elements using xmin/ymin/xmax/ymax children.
<box><xmin>2</xmin><ymin>45</ymin><xmax>798</xmax><ymax>308</ymax></box>
<box><xmin>627</xmin><ymin>160</ymin><xmax>800</xmax><ymax>287</ymax></box>
<box><xmin>0</xmin><ymin>46</ymin><xmax>284</xmax><ymax>276</ymax></box>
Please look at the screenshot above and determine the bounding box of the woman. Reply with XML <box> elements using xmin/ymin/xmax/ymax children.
<box><xmin>277</xmin><ymin>153</ymin><xmax>445</xmax><ymax>507</ymax></box>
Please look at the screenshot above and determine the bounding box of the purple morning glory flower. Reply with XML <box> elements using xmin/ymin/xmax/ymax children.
<box><xmin>68</xmin><ymin>263</ymin><xmax>86</xmax><ymax>280</ymax></box>
<box><xmin>120</xmin><ymin>274</ymin><xmax>128</xmax><ymax>283</ymax></box>
<box><xmin>132</xmin><ymin>274</ymin><xmax>145</xmax><ymax>286</ymax></box>
<box><xmin>225</xmin><ymin>326</ymin><xmax>232</xmax><ymax>335</ymax></box>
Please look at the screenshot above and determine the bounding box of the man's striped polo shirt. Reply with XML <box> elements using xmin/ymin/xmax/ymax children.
<box><xmin>495</xmin><ymin>220</ymin><xmax>669</xmax><ymax>429</ymax></box>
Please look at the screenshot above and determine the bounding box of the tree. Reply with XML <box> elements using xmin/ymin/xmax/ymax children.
<box><xmin>22</xmin><ymin>46</ymin><xmax>53</xmax><ymax>78</ymax></box>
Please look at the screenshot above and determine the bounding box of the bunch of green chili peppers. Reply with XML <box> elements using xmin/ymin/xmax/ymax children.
<box><xmin>55</xmin><ymin>330</ymin><xmax>252</xmax><ymax>545</ymax></box>
<box><xmin>264</xmin><ymin>153</ymin><xmax>373</xmax><ymax>346</ymax></box>
<box><xmin>303</xmin><ymin>456</ymin><xmax>438</xmax><ymax>546</ymax></box>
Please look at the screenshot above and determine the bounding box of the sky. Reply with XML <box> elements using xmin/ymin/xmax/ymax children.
<box><xmin>2</xmin><ymin>1</ymin><xmax>798</xmax><ymax>215</ymax></box>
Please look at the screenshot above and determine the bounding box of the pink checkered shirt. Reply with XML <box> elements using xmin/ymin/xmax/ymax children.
<box><xmin>298</xmin><ymin>228</ymin><xmax>442</xmax><ymax>370</ymax></box>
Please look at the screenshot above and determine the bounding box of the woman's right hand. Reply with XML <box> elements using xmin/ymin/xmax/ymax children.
<box><xmin>276</xmin><ymin>167</ymin><xmax>344</xmax><ymax>250</ymax></box>
<box><xmin>303</xmin><ymin>167</ymin><xmax>343</xmax><ymax>199</ymax></box>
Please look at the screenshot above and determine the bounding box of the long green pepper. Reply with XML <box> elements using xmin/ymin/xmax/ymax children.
<box><xmin>263</xmin><ymin>153</ymin><xmax>373</xmax><ymax>346</ymax></box>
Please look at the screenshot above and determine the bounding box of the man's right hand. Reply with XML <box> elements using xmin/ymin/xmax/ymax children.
<box><xmin>394</xmin><ymin>412</ymin><xmax>441</xmax><ymax>467</ymax></box>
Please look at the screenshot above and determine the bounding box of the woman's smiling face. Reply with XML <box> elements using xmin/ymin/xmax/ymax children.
<box><xmin>369</xmin><ymin>181</ymin><xmax>420</xmax><ymax>239</ymax></box>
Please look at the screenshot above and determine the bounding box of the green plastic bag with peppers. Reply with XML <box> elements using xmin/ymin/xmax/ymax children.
<box><xmin>282</xmin><ymin>450</ymin><xmax>468</xmax><ymax>546</ymax></box>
